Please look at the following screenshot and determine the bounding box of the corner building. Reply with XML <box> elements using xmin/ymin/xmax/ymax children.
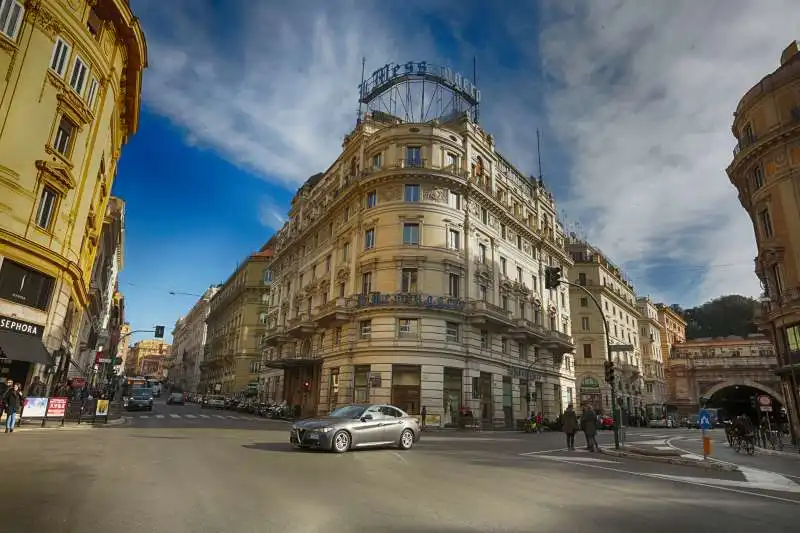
<box><xmin>0</xmin><ymin>0</ymin><xmax>146</xmax><ymax>389</ymax></box>
<box><xmin>726</xmin><ymin>40</ymin><xmax>800</xmax><ymax>440</ymax></box>
<box><xmin>263</xmin><ymin>113</ymin><xmax>576</xmax><ymax>426</ymax></box>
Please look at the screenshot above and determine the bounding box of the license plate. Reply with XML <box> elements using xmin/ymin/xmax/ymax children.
<box><xmin>306</xmin><ymin>433</ymin><xmax>319</xmax><ymax>440</ymax></box>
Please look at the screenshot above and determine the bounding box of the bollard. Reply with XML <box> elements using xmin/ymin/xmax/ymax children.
<box><xmin>702</xmin><ymin>428</ymin><xmax>712</xmax><ymax>459</ymax></box>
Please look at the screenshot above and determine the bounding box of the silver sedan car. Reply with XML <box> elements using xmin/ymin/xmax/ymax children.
<box><xmin>290</xmin><ymin>404</ymin><xmax>421</xmax><ymax>453</ymax></box>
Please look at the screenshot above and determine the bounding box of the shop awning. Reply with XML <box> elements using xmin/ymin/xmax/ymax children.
<box><xmin>0</xmin><ymin>329</ymin><xmax>52</xmax><ymax>365</ymax></box>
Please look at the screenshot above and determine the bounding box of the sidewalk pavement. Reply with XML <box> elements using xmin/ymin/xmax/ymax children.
<box><xmin>600</xmin><ymin>439</ymin><xmax>738</xmax><ymax>471</ymax></box>
<box><xmin>1</xmin><ymin>416</ymin><xmax>126</xmax><ymax>432</ymax></box>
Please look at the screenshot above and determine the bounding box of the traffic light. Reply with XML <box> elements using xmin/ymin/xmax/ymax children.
<box><xmin>750</xmin><ymin>396</ymin><xmax>756</xmax><ymax>408</ymax></box>
<box><xmin>604</xmin><ymin>360</ymin><xmax>615</xmax><ymax>384</ymax></box>
<box><xmin>303</xmin><ymin>380</ymin><xmax>312</xmax><ymax>391</ymax></box>
<box><xmin>154</xmin><ymin>325</ymin><xmax>165</xmax><ymax>338</ymax></box>
<box><xmin>544</xmin><ymin>267</ymin><xmax>562</xmax><ymax>289</ymax></box>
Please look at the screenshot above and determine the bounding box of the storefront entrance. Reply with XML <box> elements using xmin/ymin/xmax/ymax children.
<box><xmin>442</xmin><ymin>367</ymin><xmax>462</xmax><ymax>426</ymax></box>
<box><xmin>391</xmin><ymin>365</ymin><xmax>421</xmax><ymax>415</ymax></box>
<box><xmin>0</xmin><ymin>314</ymin><xmax>52</xmax><ymax>390</ymax></box>
<box><xmin>280</xmin><ymin>361</ymin><xmax>321</xmax><ymax>417</ymax></box>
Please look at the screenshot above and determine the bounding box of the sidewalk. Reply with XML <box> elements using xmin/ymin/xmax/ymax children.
<box><xmin>1</xmin><ymin>414</ymin><xmax>126</xmax><ymax>432</ymax></box>
<box><xmin>600</xmin><ymin>439</ymin><xmax>738</xmax><ymax>471</ymax></box>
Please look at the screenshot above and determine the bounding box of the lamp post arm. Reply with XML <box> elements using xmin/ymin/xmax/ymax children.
<box><xmin>561</xmin><ymin>279</ymin><xmax>621</xmax><ymax>450</ymax></box>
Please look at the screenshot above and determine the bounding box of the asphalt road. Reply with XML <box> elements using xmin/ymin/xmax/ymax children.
<box><xmin>123</xmin><ymin>399</ymin><xmax>276</xmax><ymax>430</ymax></box>
<box><xmin>2</xmin><ymin>418</ymin><xmax>798</xmax><ymax>532</ymax></box>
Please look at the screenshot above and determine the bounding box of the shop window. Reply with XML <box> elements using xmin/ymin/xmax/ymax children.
<box><xmin>0</xmin><ymin>259</ymin><xmax>55</xmax><ymax>311</ymax></box>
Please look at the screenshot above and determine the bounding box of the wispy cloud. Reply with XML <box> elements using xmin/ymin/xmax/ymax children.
<box><xmin>258</xmin><ymin>198</ymin><xmax>287</xmax><ymax>232</ymax></box>
<box><xmin>536</xmin><ymin>0</ymin><xmax>798</xmax><ymax>303</ymax></box>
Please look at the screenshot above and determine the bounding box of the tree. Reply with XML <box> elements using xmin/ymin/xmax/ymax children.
<box><xmin>674</xmin><ymin>295</ymin><xmax>759</xmax><ymax>339</ymax></box>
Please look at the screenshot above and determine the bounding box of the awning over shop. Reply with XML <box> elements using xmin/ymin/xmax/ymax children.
<box><xmin>0</xmin><ymin>329</ymin><xmax>52</xmax><ymax>365</ymax></box>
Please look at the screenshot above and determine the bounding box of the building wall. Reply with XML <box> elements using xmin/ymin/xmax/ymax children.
<box><xmin>656</xmin><ymin>304</ymin><xmax>688</xmax><ymax>402</ymax></box>
<box><xmin>636</xmin><ymin>297</ymin><xmax>666</xmax><ymax>406</ymax></box>
<box><xmin>567</xmin><ymin>238</ymin><xmax>644</xmax><ymax>417</ymax></box>
<box><xmin>128</xmin><ymin>338</ymin><xmax>169</xmax><ymax>377</ymax></box>
<box><xmin>727</xmin><ymin>40</ymin><xmax>800</xmax><ymax>441</ymax></box>
<box><xmin>171</xmin><ymin>286</ymin><xmax>217</xmax><ymax>392</ymax></box>
<box><xmin>262</xmin><ymin>114</ymin><xmax>576</xmax><ymax>425</ymax></box>
<box><xmin>117</xmin><ymin>321</ymin><xmax>130</xmax><ymax>372</ymax></box>
<box><xmin>200</xmin><ymin>255</ymin><xmax>270</xmax><ymax>394</ymax></box>
<box><xmin>0</xmin><ymin>0</ymin><xmax>146</xmax><ymax>388</ymax></box>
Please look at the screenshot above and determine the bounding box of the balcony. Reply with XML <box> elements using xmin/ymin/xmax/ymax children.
<box><xmin>542</xmin><ymin>329</ymin><xmax>575</xmax><ymax>354</ymax></box>
<box><xmin>263</xmin><ymin>347</ymin><xmax>318</xmax><ymax>369</ymax></box>
<box><xmin>263</xmin><ymin>326</ymin><xmax>289</xmax><ymax>346</ymax></box>
<box><xmin>510</xmin><ymin>318</ymin><xmax>547</xmax><ymax>342</ymax></box>
<box><xmin>467</xmin><ymin>300</ymin><xmax>513</xmax><ymax>330</ymax></box>
<box><xmin>287</xmin><ymin>313</ymin><xmax>315</xmax><ymax>338</ymax></box>
<box><xmin>314</xmin><ymin>297</ymin><xmax>354</xmax><ymax>326</ymax></box>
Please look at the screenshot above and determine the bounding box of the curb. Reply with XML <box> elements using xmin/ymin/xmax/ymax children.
<box><xmin>12</xmin><ymin>416</ymin><xmax>127</xmax><ymax>432</ymax></box>
<box><xmin>754</xmin><ymin>446</ymin><xmax>800</xmax><ymax>459</ymax></box>
<box><xmin>601</xmin><ymin>448</ymin><xmax>740</xmax><ymax>471</ymax></box>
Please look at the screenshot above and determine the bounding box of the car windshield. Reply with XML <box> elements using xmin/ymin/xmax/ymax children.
<box><xmin>133</xmin><ymin>392</ymin><xmax>151</xmax><ymax>399</ymax></box>
<box><xmin>329</xmin><ymin>405</ymin><xmax>367</xmax><ymax>418</ymax></box>
<box><xmin>171</xmin><ymin>393</ymin><xmax>182</xmax><ymax>398</ymax></box>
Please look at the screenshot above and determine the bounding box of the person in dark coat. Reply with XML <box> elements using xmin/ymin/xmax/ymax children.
<box><xmin>580</xmin><ymin>405</ymin><xmax>599</xmax><ymax>452</ymax></box>
<box><xmin>562</xmin><ymin>404</ymin><xmax>579</xmax><ymax>450</ymax></box>
<box><xmin>2</xmin><ymin>382</ymin><xmax>23</xmax><ymax>433</ymax></box>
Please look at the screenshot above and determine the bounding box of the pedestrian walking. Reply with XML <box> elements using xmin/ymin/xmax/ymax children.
<box><xmin>580</xmin><ymin>404</ymin><xmax>599</xmax><ymax>452</ymax></box>
<box><xmin>420</xmin><ymin>405</ymin><xmax>427</xmax><ymax>430</ymax></box>
<box><xmin>2</xmin><ymin>382</ymin><xmax>24</xmax><ymax>433</ymax></box>
<box><xmin>562</xmin><ymin>404</ymin><xmax>578</xmax><ymax>450</ymax></box>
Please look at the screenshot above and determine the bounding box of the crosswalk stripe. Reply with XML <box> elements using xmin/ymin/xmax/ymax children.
<box><xmin>156</xmin><ymin>415</ymin><xmax>164</xmax><ymax>419</ymax></box>
<box><xmin>185</xmin><ymin>414</ymin><xmax>196</xmax><ymax>419</ymax></box>
<box><xmin>140</xmin><ymin>415</ymin><xmax>150</xmax><ymax>419</ymax></box>
<box><xmin>199</xmin><ymin>414</ymin><xmax>210</xmax><ymax>419</ymax></box>
<box><xmin>215</xmin><ymin>415</ymin><xmax>225</xmax><ymax>419</ymax></box>
<box><xmin>170</xmin><ymin>414</ymin><xmax>180</xmax><ymax>419</ymax></box>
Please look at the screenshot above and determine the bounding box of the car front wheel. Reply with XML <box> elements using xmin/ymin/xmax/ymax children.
<box><xmin>332</xmin><ymin>430</ymin><xmax>351</xmax><ymax>453</ymax></box>
<box><xmin>398</xmin><ymin>429</ymin><xmax>415</xmax><ymax>450</ymax></box>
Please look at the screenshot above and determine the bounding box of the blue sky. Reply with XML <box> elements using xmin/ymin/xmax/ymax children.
<box><xmin>117</xmin><ymin>0</ymin><xmax>797</xmax><ymax>343</ymax></box>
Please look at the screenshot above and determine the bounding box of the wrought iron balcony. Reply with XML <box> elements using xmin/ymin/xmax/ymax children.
<box><xmin>542</xmin><ymin>329</ymin><xmax>575</xmax><ymax>354</ymax></box>
<box><xmin>510</xmin><ymin>318</ymin><xmax>547</xmax><ymax>342</ymax></box>
<box><xmin>467</xmin><ymin>300</ymin><xmax>513</xmax><ymax>330</ymax></box>
<box><xmin>314</xmin><ymin>297</ymin><xmax>354</xmax><ymax>326</ymax></box>
<box><xmin>263</xmin><ymin>326</ymin><xmax>289</xmax><ymax>346</ymax></box>
<box><xmin>287</xmin><ymin>313</ymin><xmax>315</xmax><ymax>338</ymax></box>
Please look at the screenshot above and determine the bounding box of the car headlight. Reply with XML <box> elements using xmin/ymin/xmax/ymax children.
<box><xmin>318</xmin><ymin>427</ymin><xmax>334</xmax><ymax>433</ymax></box>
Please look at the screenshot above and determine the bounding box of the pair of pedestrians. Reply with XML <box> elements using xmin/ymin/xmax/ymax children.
<box><xmin>561</xmin><ymin>404</ymin><xmax>600</xmax><ymax>452</ymax></box>
<box><xmin>1</xmin><ymin>379</ymin><xmax>24</xmax><ymax>433</ymax></box>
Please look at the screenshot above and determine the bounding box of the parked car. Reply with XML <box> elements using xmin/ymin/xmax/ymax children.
<box><xmin>598</xmin><ymin>415</ymin><xmax>614</xmax><ymax>429</ymax></box>
<box><xmin>167</xmin><ymin>392</ymin><xmax>185</xmax><ymax>405</ymax></box>
<box><xmin>290</xmin><ymin>403</ymin><xmax>421</xmax><ymax>453</ymax></box>
<box><xmin>202</xmin><ymin>395</ymin><xmax>225</xmax><ymax>409</ymax></box>
<box><xmin>125</xmin><ymin>391</ymin><xmax>153</xmax><ymax>411</ymax></box>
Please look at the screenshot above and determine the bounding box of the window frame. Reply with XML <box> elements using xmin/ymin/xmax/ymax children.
<box><xmin>0</xmin><ymin>0</ymin><xmax>24</xmax><ymax>41</ymax></box>
<box><xmin>53</xmin><ymin>115</ymin><xmax>77</xmax><ymax>157</ymax></box>
<box><xmin>34</xmin><ymin>186</ymin><xmax>59</xmax><ymax>231</ymax></box>
<box><xmin>49</xmin><ymin>37</ymin><xmax>71</xmax><ymax>78</ymax></box>
<box><xmin>69</xmin><ymin>55</ymin><xmax>89</xmax><ymax>95</ymax></box>
<box><xmin>402</xmin><ymin>222</ymin><xmax>420</xmax><ymax>245</ymax></box>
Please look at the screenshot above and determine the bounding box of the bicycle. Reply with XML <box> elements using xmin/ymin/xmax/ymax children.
<box><xmin>733</xmin><ymin>433</ymin><xmax>755</xmax><ymax>455</ymax></box>
<box><xmin>766</xmin><ymin>429</ymin><xmax>784</xmax><ymax>451</ymax></box>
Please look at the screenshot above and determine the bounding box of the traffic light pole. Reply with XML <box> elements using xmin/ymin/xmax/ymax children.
<box><xmin>562</xmin><ymin>280</ymin><xmax>621</xmax><ymax>450</ymax></box>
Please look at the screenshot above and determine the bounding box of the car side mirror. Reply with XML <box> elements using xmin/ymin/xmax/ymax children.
<box><xmin>361</xmin><ymin>414</ymin><xmax>373</xmax><ymax>421</ymax></box>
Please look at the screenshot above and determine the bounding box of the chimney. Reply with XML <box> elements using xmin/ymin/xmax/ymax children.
<box><xmin>780</xmin><ymin>40</ymin><xmax>800</xmax><ymax>66</ymax></box>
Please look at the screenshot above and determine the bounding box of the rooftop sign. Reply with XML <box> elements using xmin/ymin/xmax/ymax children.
<box><xmin>359</xmin><ymin>61</ymin><xmax>481</xmax><ymax>106</ymax></box>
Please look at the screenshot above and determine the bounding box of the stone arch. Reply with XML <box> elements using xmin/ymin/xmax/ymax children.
<box><xmin>703</xmin><ymin>379</ymin><xmax>785</xmax><ymax>405</ymax></box>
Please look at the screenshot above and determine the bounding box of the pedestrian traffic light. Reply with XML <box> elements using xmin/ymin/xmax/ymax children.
<box><xmin>154</xmin><ymin>325</ymin><xmax>165</xmax><ymax>338</ymax></box>
<box><xmin>604</xmin><ymin>360</ymin><xmax>615</xmax><ymax>384</ymax></box>
<box><xmin>544</xmin><ymin>266</ymin><xmax>562</xmax><ymax>289</ymax></box>
<box><xmin>303</xmin><ymin>380</ymin><xmax>311</xmax><ymax>391</ymax></box>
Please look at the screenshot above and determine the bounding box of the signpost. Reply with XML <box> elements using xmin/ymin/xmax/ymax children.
<box><xmin>758</xmin><ymin>395</ymin><xmax>772</xmax><ymax>412</ymax></box>
<box><xmin>699</xmin><ymin>407</ymin><xmax>712</xmax><ymax>460</ymax></box>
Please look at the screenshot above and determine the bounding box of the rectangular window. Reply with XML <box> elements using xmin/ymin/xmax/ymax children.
<box><xmin>448</xmin><ymin>273</ymin><xmax>459</xmax><ymax>298</ymax></box>
<box><xmin>402</xmin><ymin>223</ymin><xmax>419</xmax><ymax>245</ymax></box>
<box><xmin>481</xmin><ymin>207</ymin><xmax>488</xmax><ymax>224</ymax></box>
<box><xmin>86</xmin><ymin>7</ymin><xmax>103</xmax><ymax>37</ymax></box>
<box><xmin>480</xmin><ymin>330</ymin><xmax>489</xmax><ymax>349</ymax></box>
<box><xmin>478</xmin><ymin>243</ymin><xmax>487</xmax><ymax>263</ymax></box>
<box><xmin>752</xmin><ymin>165</ymin><xmax>764</xmax><ymax>189</ymax></box>
<box><xmin>401</xmin><ymin>268</ymin><xmax>418</xmax><ymax>293</ymax></box>
<box><xmin>446</xmin><ymin>322</ymin><xmax>459</xmax><ymax>342</ymax></box>
<box><xmin>500</xmin><ymin>257</ymin><xmax>507</xmax><ymax>275</ymax></box>
<box><xmin>343</xmin><ymin>207</ymin><xmax>350</xmax><ymax>221</ymax></box>
<box><xmin>446</xmin><ymin>152</ymin><xmax>458</xmax><ymax>169</ymax></box>
<box><xmin>580</xmin><ymin>297</ymin><xmax>588</xmax><ymax>307</ymax></box>
<box><xmin>334</xmin><ymin>327</ymin><xmax>342</xmax><ymax>345</ymax></box>
<box><xmin>501</xmin><ymin>338</ymin><xmax>508</xmax><ymax>354</ymax></box>
<box><xmin>0</xmin><ymin>259</ymin><xmax>55</xmax><ymax>311</ymax></box>
<box><xmin>338</xmin><ymin>282</ymin><xmax>345</xmax><ymax>298</ymax></box>
<box><xmin>325</xmin><ymin>255</ymin><xmax>331</xmax><ymax>273</ymax></box>
<box><xmin>35</xmin><ymin>187</ymin><xmax>58</xmax><ymax>230</ymax></box>
<box><xmin>342</xmin><ymin>241</ymin><xmax>350</xmax><ymax>261</ymax></box>
<box><xmin>359</xmin><ymin>320</ymin><xmax>372</xmax><ymax>339</ymax></box>
<box><xmin>372</xmin><ymin>154</ymin><xmax>382</xmax><ymax>170</ymax></box>
<box><xmin>581</xmin><ymin>317</ymin><xmax>590</xmax><ymax>331</ymax></box>
<box><xmin>500</xmin><ymin>224</ymin><xmax>507</xmax><ymax>239</ymax></box>
<box><xmin>50</xmin><ymin>37</ymin><xmax>71</xmax><ymax>77</ymax></box>
<box><xmin>364</xmin><ymin>228</ymin><xmax>375</xmax><ymax>250</ymax></box>
<box><xmin>532</xmin><ymin>275</ymin><xmax>538</xmax><ymax>291</ymax></box>
<box><xmin>366</xmin><ymin>190</ymin><xmax>377</xmax><ymax>208</ymax></box>
<box><xmin>578</xmin><ymin>273</ymin><xmax>587</xmax><ymax>286</ymax></box>
<box><xmin>479</xmin><ymin>285</ymin><xmax>487</xmax><ymax>301</ymax></box>
<box><xmin>0</xmin><ymin>0</ymin><xmax>23</xmax><ymax>41</ymax></box>
<box><xmin>69</xmin><ymin>56</ymin><xmax>88</xmax><ymax>95</ymax></box>
<box><xmin>449</xmin><ymin>191</ymin><xmax>461</xmax><ymax>210</ymax></box>
<box><xmin>448</xmin><ymin>229</ymin><xmax>460</xmax><ymax>250</ymax></box>
<box><xmin>53</xmin><ymin>116</ymin><xmax>76</xmax><ymax>156</ymax></box>
<box><xmin>404</xmin><ymin>184</ymin><xmax>420</xmax><ymax>202</ymax></box>
<box><xmin>406</xmin><ymin>146</ymin><xmax>421</xmax><ymax>167</ymax></box>
<box><xmin>501</xmin><ymin>295</ymin><xmax>508</xmax><ymax>310</ymax></box>
<box><xmin>516</xmin><ymin>266</ymin><xmax>523</xmax><ymax>282</ymax></box>
<box><xmin>759</xmin><ymin>209</ymin><xmax>773</xmax><ymax>238</ymax></box>
<box><xmin>398</xmin><ymin>318</ymin><xmax>418</xmax><ymax>337</ymax></box>
<box><xmin>361</xmin><ymin>272</ymin><xmax>372</xmax><ymax>294</ymax></box>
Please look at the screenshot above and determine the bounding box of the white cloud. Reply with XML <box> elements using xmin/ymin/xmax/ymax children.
<box><xmin>258</xmin><ymin>198</ymin><xmax>286</xmax><ymax>232</ymax></box>
<box><xmin>537</xmin><ymin>0</ymin><xmax>798</xmax><ymax>304</ymax></box>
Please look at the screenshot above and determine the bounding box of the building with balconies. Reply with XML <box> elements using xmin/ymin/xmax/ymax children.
<box><xmin>128</xmin><ymin>338</ymin><xmax>170</xmax><ymax>378</ymax></box>
<box><xmin>726</xmin><ymin>40</ymin><xmax>800</xmax><ymax>442</ymax></box>
<box><xmin>636</xmin><ymin>297</ymin><xmax>666</xmax><ymax>412</ymax></box>
<box><xmin>668</xmin><ymin>335</ymin><xmax>782</xmax><ymax>416</ymax></box>
<box><xmin>199</xmin><ymin>252</ymin><xmax>271</xmax><ymax>395</ymax></box>
<box><xmin>0</xmin><ymin>0</ymin><xmax>146</xmax><ymax>392</ymax></box>
<box><xmin>567</xmin><ymin>237</ymin><xmax>644</xmax><ymax>419</ymax></box>
<box><xmin>261</xmin><ymin>112</ymin><xmax>575</xmax><ymax>427</ymax></box>
<box><xmin>170</xmin><ymin>285</ymin><xmax>218</xmax><ymax>393</ymax></box>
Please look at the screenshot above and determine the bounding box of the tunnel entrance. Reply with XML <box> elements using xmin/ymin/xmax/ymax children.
<box><xmin>707</xmin><ymin>385</ymin><xmax>785</xmax><ymax>423</ymax></box>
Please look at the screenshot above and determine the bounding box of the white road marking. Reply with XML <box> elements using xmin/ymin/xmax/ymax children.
<box><xmin>155</xmin><ymin>415</ymin><xmax>165</xmax><ymax>419</ymax></box>
<box><xmin>185</xmin><ymin>414</ymin><xmax>196</xmax><ymax>419</ymax></box>
<box><xmin>522</xmin><ymin>454</ymin><xmax>621</xmax><ymax>464</ymax></box>
<box><xmin>140</xmin><ymin>415</ymin><xmax>150</xmax><ymax>419</ymax></box>
<box><xmin>199</xmin><ymin>415</ymin><xmax>210</xmax><ymax>419</ymax></box>
<box><xmin>214</xmin><ymin>415</ymin><xmax>225</xmax><ymax>419</ymax></box>
<box><xmin>170</xmin><ymin>414</ymin><xmax>180</xmax><ymax>419</ymax></box>
<box><xmin>655</xmin><ymin>446</ymin><xmax>673</xmax><ymax>450</ymax></box>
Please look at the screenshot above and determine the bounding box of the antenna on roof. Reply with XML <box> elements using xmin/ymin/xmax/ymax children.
<box><xmin>357</xmin><ymin>57</ymin><xmax>366</xmax><ymax>126</ymax></box>
<box><xmin>473</xmin><ymin>56</ymin><xmax>479</xmax><ymax>124</ymax></box>
<box><xmin>536</xmin><ymin>129</ymin><xmax>543</xmax><ymax>182</ymax></box>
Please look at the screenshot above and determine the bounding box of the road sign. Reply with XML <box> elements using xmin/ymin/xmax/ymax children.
<box><xmin>757</xmin><ymin>395</ymin><xmax>771</xmax><ymax>407</ymax></box>
<box><xmin>698</xmin><ymin>408</ymin><xmax>712</xmax><ymax>430</ymax></box>
<box><xmin>609</xmin><ymin>344</ymin><xmax>634</xmax><ymax>352</ymax></box>
<box><xmin>760</xmin><ymin>405</ymin><xmax>773</xmax><ymax>412</ymax></box>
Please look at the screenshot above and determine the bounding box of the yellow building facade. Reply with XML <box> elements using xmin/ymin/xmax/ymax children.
<box><xmin>199</xmin><ymin>252</ymin><xmax>271</xmax><ymax>395</ymax></box>
<box><xmin>726</xmin><ymin>41</ymin><xmax>800</xmax><ymax>440</ymax></box>
<box><xmin>127</xmin><ymin>338</ymin><xmax>169</xmax><ymax>377</ymax></box>
<box><xmin>0</xmin><ymin>0</ymin><xmax>146</xmax><ymax>389</ymax></box>
<box><xmin>261</xmin><ymin>112</ymin><xmax>576</xmax><ymax>426</ymax></box>
<box><xmin>636</xmin><ymin>297</ymin><xmax>666</xmax><ymax>410</ymax></box>
<box><xmin>656</xmin><ymin>303</ymin><xmax>687</xmax><ymax>404</ymax></box>
<box><xmin>567</xmin><ymin>238</ymin><xmax>645</xmax><ymax>418</ymax></box>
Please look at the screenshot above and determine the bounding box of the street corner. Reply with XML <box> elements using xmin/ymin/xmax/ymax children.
<box><xmin>600</xmin><ymin>446</ymin><xmax>740</xmax><ymax>472</ymax></box>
